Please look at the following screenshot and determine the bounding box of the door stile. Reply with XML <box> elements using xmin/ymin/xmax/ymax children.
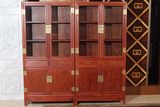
<box><xmin>99</xmin><ymin>4</ymin><xmax>105</xmax><ymax>93</ymax></box>
<box><xmin>70</xmin><ymin>3</ymin><xmax>77</xmax><ymax>105</ymax></box>
<box><xmin>74</xmin><ymin>3</ymin><xmax>79</xmax><ymax>105</ymax></box>
<box><xmin>46</xmin><ymin>5</ymin><xmax>52</xmax><ymax>94</ymax></box>
<box><xmin>122</xmin><ymin>4</ymin><xmax>127</xmax><ymax>102</ymax></box>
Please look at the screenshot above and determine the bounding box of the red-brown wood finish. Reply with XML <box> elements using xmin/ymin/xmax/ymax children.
<box><xmin>22</xmin><ymin>1</ymin><xmax>127</xmax><ymax>106</ymax></box>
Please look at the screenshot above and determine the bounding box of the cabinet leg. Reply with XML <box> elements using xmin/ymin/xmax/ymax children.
<box><xmin>24</xmin><ymin>100</ymin><xmax>29</xmax><ymax>106</ymax></box>
<box><xmin>120</xmin><ymin>99</ymin><xmax>125</xmax><ymax>104</ymax></box>
<box><xmin>73</xmin><ymin>100</ymin><xmax>78</xmax><ymax>106</ymax></box>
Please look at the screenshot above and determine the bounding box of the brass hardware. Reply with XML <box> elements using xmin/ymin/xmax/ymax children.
<box><xmin>24</xmin><ymin>71</ymin><xmax>27</xmax><ymax>76</ymax></box>
<box><xmin>98</xmin><ymin>75</ymin><xmax>104</xmax><ymax>83</ymax></box>
<box><xmin>45</xmin><ymin>25</ymin><xmax>52</xmax><ymax>34</ymax></box>
<box><xmin>24</xmin><ymin>88</ymin><xmax>27</xmax><ymax>93</ymax></box>
<box><xmin>98</xmin><ymin>25</ymin><xmax>104</xmax><ymax>34</ymax></box>
<box><xmin>71</xmin><ymin>48</ymin><xmax>74</xmax><ymax>54</ymax></box>
<box><xmin>23</xmin><ymin>48</ymin><xmax>26</xmax><ymax>54</ymax></box>
<box><xmin>122</xmin><ymin>86</ymin><xmax>125</xmax><ymax>91</ymax></box>
<box><xmin>123</xmin><ymin>47</ymin><xmax>126</xmax><ymax>54</ymax></box>
<box><xmin>71</xmin><ymin>48</ymin><xmax>79</xmax><ymax>54</ymax></box>
<box><xmin>21</xmin><ymin>9</ymin><xmax>25</xmax><ymax>15</ymax></box>
<box><xmin>46</xmin><ymin>76</ymin><xmax>52</xmax><ymax>83</ymax></box>
<box><xmin>75</xmin><ymin>9</ymin><xmax>79</xmax><ymax>15</ymax></box>
<box><xmin>71</xmin><ymin>8</ymin><xmax>74</xmax><ymax>14</ymax></box>
<box><xmin>71</xmin><ymin>87</ymin><xmax>79</xmax><ymax>92</ymax></box>
<box><xmin>133</xmin><ymin>26</ymin><xmax>142</xmax><ymax>33</ymax></box>
<box><xmin>122</xmin><ymin>70</ymin><xmax>126</xmax><ymax>75</ymax></box>
<box><xmin>71</xmin><ymin>70</ymin><xmax>79</xmax><ymax>76</ymax></box>
<box><xmin>75</xmin><ymin>48</ymin><xmax>79</xmax><ymax>54</ymax></box>
<box><xmin>123</xmin><ymin>9</ymin><xmax>127</xmax><ymax>15</ymax></box>
<box><xmin>132</xmin><ymin>72</ymin><xmax>141</xmax><ymax>79</ymax></box>
<box><xmin>133</xmin><ymin>49</ymin><xmax>142</xmax><ymax>56</ymax></box>
<box><xmin>134</xmin><ymin>3</ymin><xmax>143</xmax><ymax>9</ymax></box>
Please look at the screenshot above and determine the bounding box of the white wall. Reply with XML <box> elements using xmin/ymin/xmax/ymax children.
<box><xmin>0</xmin><ymin>0</ymin><xmax>23</xmax><ymax>100</ymax></box>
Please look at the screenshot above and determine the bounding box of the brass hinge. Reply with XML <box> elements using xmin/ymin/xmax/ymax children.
<box><xmin>71</xmin><ymin>87</ymin><xmax>79</xmax><ymax>92</ymax></box>
<box><xmin>98</xmin><ymin>75</ymin><xmax>104</xmax><ymax>83</ymax></box>
<box><xmin>71</xmin><ymin>70</ymin><xmax>79</xmax><ymax>76</ymax></box>
<box><xmin>75</xmin><ymin>9</ymin><xmax>79</xmax><ymax>15</ymax></box>
<box><xmin>46</xmin><ymin>76</ymin><xmax>53</xmax><ymax>83</ymax></box>
<box><xmin>45</xmin><ymin>25</ymin><xmax>52</xmax><ymax>34</ymax></box>
<box><xmin>24</xmin><ymin>88</ymin><xmax>27</xmax><ymax>93</ymax></box>
<box><xmin>24</xmin><ymin>71</ymin><xmax>27</xmax><ymax>76</ymax></box>
<box><xmin>71</xmin><ymin>48</ymin><xmax>74</xmax><ymax>54</ymax></box>
<box><xmin>122</xmin><ymin>70</ymin><xmax>126</xmax><ymax>75</ymax></box>
<box><xmin>123</xmin><ymin>47</ymin><xmax>126</xmax><ymax>54</ymax></box>
<box><xmin>75</xmin><ymin>48</ymin><xmax>79</xmax><ymax>54</ymax></box>
<box><xmin>98</xmin><ymin>25</ymin><xmax>104</xmax><ymax>34</ymax></box>
<box><xmin>123</xmin><ymin>9</ymin><xmax>127</xmax><ymax>15</ymax></box>
<box><xmin>122</xmin><ymin>86</ymin><xmax>125</xmax><ymax>91</ymax></box>
<box><xmin>22</xmin><ymin>48</ymin><xmax>26</xmax><ymax>54</ymax></box>
<box><xmin>21</xmin><ymin>9</ymin><xmax>25</xmax><ymax>15</ymax></box>
<box><xmin>70</xmin><ymin>7</ymin><xmax>74</xmax><ymax>14</ymax></box>
<box><xmin>71</xmin><ymin>48</ymin><xmax>79</xmax><ymax>54</ymax></box>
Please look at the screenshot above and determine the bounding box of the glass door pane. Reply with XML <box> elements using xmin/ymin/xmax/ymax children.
<box><xmin>79</xmin><ymin>6</ymin><xmax>98</xmax><ymax>56</ymax></box>
<box><xmin>26</xmin><ymin>6</ymin><xmax>46</xmax><ymax>57</ymax></box>
<box><xmin>104</xmin><ymin>6</ymin><xmax>123</xmax><ymax>56</ymax></box>
<box><xmin>52</xmin><ymin>6</ymin><xmax>71</xmax><ymax>57</ymax></box>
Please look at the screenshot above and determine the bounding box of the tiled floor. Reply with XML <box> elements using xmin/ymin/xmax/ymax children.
<box><xmin>0</xmin><ymin>95</ymin><xmax>160</xmax><ymax>107</ymax></box>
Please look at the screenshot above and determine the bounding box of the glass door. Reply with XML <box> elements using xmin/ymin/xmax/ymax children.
<box><xmin>25</xmin><ymin>6</ymin><xmax>47</xmax><ymax>57</ymax></box>
<box><xmin>51</xmin><ymin>6</ymin><xmax>72</xmax><ymax>57</ymax></box>
<box><xmin>104</xmin><ymin>6</ymin><xmax>123</xmax><ymax>56</ymax></box>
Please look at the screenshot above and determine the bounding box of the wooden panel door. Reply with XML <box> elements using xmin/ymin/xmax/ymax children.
<box><xmin>48</xmin><ymin>3</ymin><xmax>75</xmax><ymax>102</ymax></box>
<box><xmin>75</xmin><ymin>3</ymin><xmax>101</xmax><ymax>101</ymax></box>
<box><xmin>24</xmin><ymin>4</ymin><xmax>48</xmax><ymax>58</ymax></box>
<box><xmin>26</xmin><ymin>69</ymin><xmax>47</xmax><ymax>94</ymax></box>
<box><xmin>102</xmin><ymin>67</ymin><xmax>123</xmax><ymax>93</ymax></box>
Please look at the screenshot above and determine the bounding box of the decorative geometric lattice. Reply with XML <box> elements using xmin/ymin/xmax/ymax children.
<box><xmin>126</xmin><ymin>0</ymin><xmax>149</xmax><ymax>86</ymax></box>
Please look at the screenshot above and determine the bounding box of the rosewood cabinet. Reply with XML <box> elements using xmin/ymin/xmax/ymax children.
<box><xmin>22</xmin><ymin>1</ymin><xmax>127</xmax><ymax>105</ymax></box>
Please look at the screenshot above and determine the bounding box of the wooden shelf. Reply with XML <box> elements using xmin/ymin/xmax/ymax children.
<box><xmin>26</xmin><ymin>21</ymin><xmax>45</xmax><ymax>24</ymax></box>
<box><xmin>52</xmin><ymin>39</ymin><xmax>70</xmax><ymax>42</ymax></box>
<box><xmin>79</xmin><ymin>21</ymin><xmax>98</xmax><ymax>24</ymax></box>
<box><xmin>105</xmin><ymin>22</ymin><xmax>122</xmax><ymax>24</ymax></box>
<box><xmin>104</xmin><ymin>39</ymin><xmax>122</xmax><ymax>42</ymax></box>
<box><xmin>80</xmin><ymin>39</ymin><xmax>98</xmax><ymax>42</ymax></box>
<box><xmin>52</xmin><ymin>21</ymin><xmax>70</xmax><ymax>24</ymax></box>
<box><xmin>27</xmin><ymin>39</ymin><xmax>46</xmax><ymax>43</ymax></box>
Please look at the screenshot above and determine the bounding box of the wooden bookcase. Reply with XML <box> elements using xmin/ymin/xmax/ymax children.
<box><xmin>22</xmin><ymin>1</ymin><xmax>127</xmax><ymax>106</ymax></box>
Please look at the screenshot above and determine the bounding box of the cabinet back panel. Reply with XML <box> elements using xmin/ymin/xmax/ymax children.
<box><xmin>26</xmin><ymin>6</ymin><xmax>45</xmax><ymax>22</ymax></box>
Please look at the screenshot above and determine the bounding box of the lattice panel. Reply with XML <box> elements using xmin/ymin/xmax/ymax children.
<box><xmin>126</xmin><ymin>0</ymin><xmax>149</xmax><ymax>86</ymax></box>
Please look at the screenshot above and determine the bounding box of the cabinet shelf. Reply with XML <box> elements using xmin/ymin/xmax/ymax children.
<box><xmin>52</xmin><ymin>21</ymin><xmax>70</xmax><ymax>24</ymax></box>
<box><xmin>79</xmin><ymin>21</ymin><xmax>98</xmax><ymax>24</ymax></box>
<box><xmin>105</xmin><ymin>22</ymin><xmax>122</xmax><ymax>24</ymax></box>
<box><xmin>104</xmin><ymin>39</ymin><xmax>122</xmax><ymax>42</ymax></box>
<box><xmin>52</xmin><ymin>39</ymin><xmax>70</xmax><ymax>42</ymax></box>
<box><xmin>80</xmin><ymin>39</ymin><xmax>98</xmax><ymax>42</ymax></box>
<box><xmin>26</xmin><ymin>21</ymin><xmax>45</xmax><ymax>24</ymax></box>
<box><xmin>27</xmin><ymin>40</ymin><xmax>46</xmax><ymax>43</ymax></box>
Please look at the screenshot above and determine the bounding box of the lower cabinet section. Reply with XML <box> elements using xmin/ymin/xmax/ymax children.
<box><xmin>24</xmin><ymin>68</ymin><xmax>125</xmax><ymax>105</ymax></box>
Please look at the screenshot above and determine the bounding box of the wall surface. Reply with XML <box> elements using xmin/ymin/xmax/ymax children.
<box><xmin>0</xmin><ymin>0</ymin><xmax>23</xmax><ymax>100</ymax></box>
